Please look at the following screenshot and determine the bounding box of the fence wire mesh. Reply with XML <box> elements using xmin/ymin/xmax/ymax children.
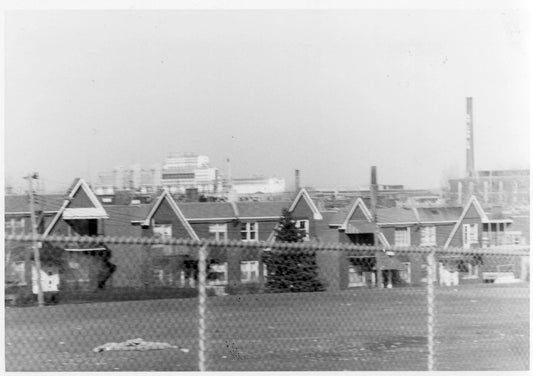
<box><xmin>3</xmin><ymin>235</ymin><xmax>530</xmax><ymax>372</ymax></box>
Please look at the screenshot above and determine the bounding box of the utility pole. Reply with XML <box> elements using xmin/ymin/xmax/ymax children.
<box><xmin>26</xmin><ymin>173</ymin><xmax>44</xmax><ymax>307</ymax></box>
<box><xmin>370</xmin><ymin>166</ymin><xmax>384</xmax><ymax>289</ymax></box>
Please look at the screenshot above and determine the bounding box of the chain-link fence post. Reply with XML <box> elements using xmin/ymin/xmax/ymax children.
<box><xmin>426</xmin><ymin>248</ymin><xmax>436</xmax><ymax>371</ymax></box>
<box><xmin>198</xmin><ymin>243</ymin><xmax>208</xmax><ymax>372</ymax></box>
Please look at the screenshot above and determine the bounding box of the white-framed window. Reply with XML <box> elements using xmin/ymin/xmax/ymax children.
<box><xmin>462</xmin><ymin>223</ymin><xmax>478</xmax><ymax>248</ymax></box>
<box><xmin>420</xmin><ymin>226</ymin><xmax>436</xmax><ymax>246</ymax></box>
<box><xmin>209</xmin><ymin>224</ymin><xmax>228</xmax><ymax>241</ymax></box>
<box><xmin>400</xmin><ymin>262</ymin><xmax>411</xmax><ymax>283</ymax></box>
<box><xmin>240</xmin><ymin>260</ymin><xmax>260</xmax><ymax>283</ymax></box>
<box><xmin>207</xmin><ymin>262</ymin><xmax>228</xmax><ymax>286</ymax></box>
<box><xmin>240</xmin><ymin>222</ymin><xmax>258</xmax><ymax>241</ymax></box>
<box><xmin>295</xmin><ymin>219</ymin><xmax>310</xmax><ymax>241</ymax></box>
<box><xmin>153</xmin><ymin>223</ymin><xmax>172</xmax><ymax>239</ymax></box>
<box><xmin>153</xmin><ymin>223</ymin><xmax>173</xmax><ymax>254</ymax></box>
<box><xmin>348</xmin><ymin>264</ymin><xmax>365</xmax><ymax>287</ymax></box>
<box><xmin>5</xmin><ymin>218</ymin><xmax>25</xmax><ymax>235</ymax></box>
<box><xmin>394</xmin><ymin>227</ymin><xmax>411</xmax><ymax>246</ymax></box>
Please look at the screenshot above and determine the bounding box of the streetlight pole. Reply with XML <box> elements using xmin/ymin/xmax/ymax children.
<box><xmin>26</xmin><ymin>173</ymin><xmax>44</xmax><ymax>307</ymax></box>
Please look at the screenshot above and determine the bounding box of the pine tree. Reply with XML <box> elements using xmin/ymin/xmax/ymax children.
<box><xmin>263</xmin><ymin>209</ymin><xmax>325</xmax><ymax>293</ymax></box>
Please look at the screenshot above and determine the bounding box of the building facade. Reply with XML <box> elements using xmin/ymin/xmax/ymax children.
<box><xmin>446</xmin><ymin>169</ymin><xmax>529</xmax><ymax>210</ymax></box>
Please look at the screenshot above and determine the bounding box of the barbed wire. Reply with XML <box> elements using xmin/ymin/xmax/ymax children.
<box><xmin>4</xmin><ymin>234</ymin><xmax>530</xmax><ymax>256</ymax></box>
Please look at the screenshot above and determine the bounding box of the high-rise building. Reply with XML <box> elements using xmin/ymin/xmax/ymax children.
<box><xmin>160</xmin><ymin>153</ymin><xmax>220</xmax><ymax>194</ymax></box>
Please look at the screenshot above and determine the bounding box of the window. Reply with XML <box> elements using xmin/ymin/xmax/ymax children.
<box><xmin>153</xmin><ymin>223</ymin><xmax>172</xmax><ymax>239</ymax></box>
<box><xmin>295</xmin><ymin>220</ymin><xmax>310</xmax><ymax>241</ymax></box>
<box><xmin>153</xmin><ymin>223</ymin><xmax>173</xmax><ymax>254</ymax></box>
<box><xmin>420</xmin><ymin>226</ymin><xmax>436</xmax><ymax>246</ymax></box>
<box><xmin>207</xmin><ymin>262</ymin><xmax>228</xmax><ymax>286</ymax></box>
<box><xmin>394</xmin><ymin>227</ymin><xmax>410</xmax><ymax>246</ymax></box>
<box><xmin>5</xmin><ymin>218</ymin><xmax>25</xmax><ymax>235</ymax></box>
<box><xmin>240</xmin><ymin>261</ymin><xmax>260</xmax><ymax>283</ymax></box>
<box><xmin>400</xmin><ymin>262</ymin><xmax>411</xmax><ymax>283</ymax></box>
<box><xmin>209</xmin><ymin>224</ymin><xmax>227</xmax><ymax>241</ymax></box>
<box><xmin>462</xmin><ymin>223</ymin><xmax>478</xmax><ymax>248</ymax></box>
<box><xmin>240</xmin><ymin>222</ymin><xmax>258</xmax><ymax>241</ymax></box>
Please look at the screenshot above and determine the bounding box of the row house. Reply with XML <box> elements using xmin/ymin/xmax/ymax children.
<box><xmin>133</xmin><ymin>188</ymin><xmax>329</xmax><ymax>292</ymax></box>
<box><xmin>322</xmin><ymin>195</ymin><xmax>523</xmax><ymax>289</ymax></box>
<box><xmin>5</xmin><ymin>178</ymin><xmax>526</xmax><ymax>296</ymax></box>
<box><xmin>4</xmin><ymin>193</ymin><xmax>64</xmax><ymax>290</ymax></box>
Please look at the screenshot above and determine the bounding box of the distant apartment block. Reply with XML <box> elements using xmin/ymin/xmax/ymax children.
<box><xmin>95</xmin><ymin>165</ymin><xmax>161</xmax><ymax>195</ymax></box>
<box><xmin>161</xmin><ymin>153</ymin><xmax>221</xmax><ymax>194</ymax></box>
<box><xmin>93</xmin><ymin>153</ymin><xmax>286</xmax><ymax>200</ymax></box>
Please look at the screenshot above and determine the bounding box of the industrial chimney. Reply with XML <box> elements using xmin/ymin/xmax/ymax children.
<box><xmin>466</xmin><ymin>97</ymin><xmax>475</xmax><ymax>177</ymax></box>
<box><xmin>295</xmin><ymin>169</ymin><xmax>301</xmax><ymax>191</ymax></box>
<box><xmin>370</xmin><ymin>166</ymin><xmax>378</xmax><ymax>222</ymax></box>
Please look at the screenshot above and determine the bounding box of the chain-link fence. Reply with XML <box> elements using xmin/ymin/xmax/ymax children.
<box><xmin>4</xmin><ymin>235</ymin><xmax>530</xmax><ymax>371</ymax></box>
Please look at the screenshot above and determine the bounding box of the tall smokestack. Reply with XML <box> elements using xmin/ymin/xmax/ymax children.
<box><xmin>466</xmin><ymin>97</ymin><xmax>475</xmax><ymax>177</ymax></box>
<box><xmin>295</xmin><ymin>169</ymin><xmax>300</xmax><ymax>191</ymax></box>
<box><xmin>370</xmin><ymin>166</ymin><xmax>378</xmax><ymax>222</ymax></box>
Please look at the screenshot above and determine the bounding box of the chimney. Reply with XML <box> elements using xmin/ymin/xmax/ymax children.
<box><xmin>466</xmin><ymin>97</ymin><xmax>475</xmax><ymax>178</ymax></box>
<box><xmin>370</xmin><ymin>166</ymin><xmax>378</xmax><ymax>222</ymax></box>
<box><xmin>185</xmin><ymin>188</ymin><xmax>199</xmax><ymax>202</ymax></box>
<box><xmin>295</xmin><ymin>169</ymin><xmax>301</xmax><ymax>191</ymax></box>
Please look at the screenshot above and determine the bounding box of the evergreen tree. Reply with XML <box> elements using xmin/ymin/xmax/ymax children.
<box><xmin>262</xmin><ymin>209</ymin><xmax>325</xmax><ymax>293</ymax></box>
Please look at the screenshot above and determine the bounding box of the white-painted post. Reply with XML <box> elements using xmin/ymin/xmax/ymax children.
<box><xmin>198</xmin><ymin>243</ymin><xmax>208</xmax><ymax>371</ymax></box>
<box><xmin>427</xmin><ymin>248</ymin><xmax>436</xmax><ymax>371</ymax></box>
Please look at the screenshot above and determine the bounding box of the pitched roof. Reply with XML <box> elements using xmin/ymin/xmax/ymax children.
<box><xmin>415</xmin><ymin>207</ymin><xmax>463</xmax><ymax>223</ymax></box>
<box><xmin>5</xmin><ymin>194</ymin><xmax>64</xmax><ymax>214</ymax></box>
<box><xmin>328</xmin><ymin>207</ymin><xmax>351</xmax><ymax>227</ymax></box>
<box><xmin>340</xmin><ymin>198</ymin><xmax>373</xmax><ymax>229</ymax></box>
<box><xmin>104</xmin><ymin>204</ymin><xmax>153</xmax><ymax>236</ymax></box>
<box><xmin>289</xmin><ymin>189</ymin><xmax>323</xmax><ymax>220</ymax></box>
<box><xmin>443</xmin><ymin>195</ymin><xmax>488</xmax><ymax>249</ymax></box>
<box><xmin>106</xmin><ymin>204</ymin><xmax>153</xmax><ymax>222</ymax></box>
<box><xmin>376</xmin><ymin>207</ymin><xmax>418</xmax><ymax>224</ymax></box>
<box><xmin>43</xmin><ymin>178</ymin><xmax>109</xmax><ymax>236</ymax></box>
<box><xmin>178</xmin><ymin>202</ymin><xmax>237</xmax><ymax>220</ymax></box>
<box><xmin>142</xmin><ymin>190</ymin><xmax>199</xmax><ymax>240</ymax></box>
<box><xmin>236</xmin><ymin>201</ymin><xmax>290</xmax><ymax>218</ymax></box>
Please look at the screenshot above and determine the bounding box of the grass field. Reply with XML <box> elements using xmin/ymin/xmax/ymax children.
<box><xmin>4</xmin><ymin>283</ymin><xmax>529</xmax><ymax>371</ymax></box>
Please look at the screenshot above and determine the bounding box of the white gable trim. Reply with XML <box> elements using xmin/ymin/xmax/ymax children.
<box><xmin>443</xmin><ymin>195</ymin><xmax>486</xmax><ymax>249</ymax></box>
<box><xmin>72</xmin><ymin>179</ymin><xmax>107</xmax><ymax>211</ymax></box>
<box><xmin>42</xmin><ymin>200</ymin><xmax>70</xmax><ymax>237</ymax></box>
<box><xmin>288</xmin><ymin>188</ymin><xmax>323</xmax><ymax>220</ymax></box>
<box><xmin>142</xmin><ymin>190</ymin><xmax>199</xmax><ymax>240</ymax></box>
<box><xmin>340</xmin><ymin>198</ymin><xmax>373</xmax><ymax>230</ymax></box>
<box><xmin>42</xmin><ymin>178</ymin><xmax>108</xmax><ymax>237</ymax></box>
<box><xmin>377</xmin><ymin>231</ymin><xmax>391</xmax><ymax>248</ymax></box>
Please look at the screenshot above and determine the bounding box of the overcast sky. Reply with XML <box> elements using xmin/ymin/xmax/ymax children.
<box><xmin>4</xmin><ymin>8</ymin><xmax>530</xmax><ymax>193</ymax></box>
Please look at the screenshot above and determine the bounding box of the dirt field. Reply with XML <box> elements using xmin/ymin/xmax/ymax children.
<box><xmin>4</xmin><ymin>283</ymin><xmax>529</xmax><ymax>371</ymax></box>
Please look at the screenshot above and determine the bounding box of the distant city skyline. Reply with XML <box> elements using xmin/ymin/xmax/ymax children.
<box><xmin>4</xmin><ymin>8</ymin><xmax>530</xmax><ymax>194</ymax></box>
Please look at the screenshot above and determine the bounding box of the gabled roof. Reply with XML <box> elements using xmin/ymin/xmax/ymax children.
<box><xmin>5</xmin><ymin>194</ymin><xmax>64</xmax><ymax>214</ymax></box>
<box><xmin>376</xmin><ymin>207</ymin><xmax>418</xmax><ymax>225</ymax></box>
<box><xmin>443</xmin><ymin>195</ymin><xmax>488</xmax><ymax>249</ymax></box>
<box><xmin>142</xmin><ymin>190</ymin><xmax>199</xmax><ymax>240</ymax></box>
<box><xmin>415</xmin><ymin>207</ymin><xmax>463</xmax><ymax>223</ymax></box>
<box><xmin>107</xmin><ymin>204</ymin><xmax>152</xmax><ymax>223</ymax></box>
<box><xmin>328</xmin><ymin>207</ymin><xmax>350</xmax><ymax>227</ymax></box>
<box><xmin>340</xmin><ymin>198</ymin><xmax>373</xmax><ymax>230</ymax></box>
<box><xmin>289</xmin><ymin>188</ymin><xmax>323</xmax><ymax>220</ymax></box>
<box><xmin>43</xmin><ymin>178</ymin><xmax>109</xmax><ymax>237</ymax></box>
<box><xmin>236</xmin><ymin>201</ymin><xmax>290</xmax><ymax>219</ymax></box>
<box><xmin>178</xmin><ymin>202</ymin><xmax>237</xmax><ymax>220</ymax></box>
